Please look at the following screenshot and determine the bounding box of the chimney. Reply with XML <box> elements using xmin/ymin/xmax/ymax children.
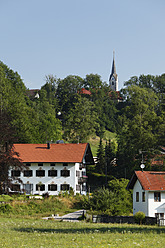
<box><xmin>47</xmin><ymin>142</ymin><xmax>50</xmax><ymax>149</ymax></box>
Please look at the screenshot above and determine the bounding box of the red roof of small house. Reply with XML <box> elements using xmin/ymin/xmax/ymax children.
<box><xmin>79</xmin><ymin>88</ymin><xmax>91</xmax><ymax>95</ymax></box>
<box><xmin>13</xmin><ymin>143</ymin><xmax>93</xmax><ymax>163</ymax></box>
<box><xmin>127</xmin><ymin>171</ymin><xmax>165</xmax><ymax>191</ymax></box>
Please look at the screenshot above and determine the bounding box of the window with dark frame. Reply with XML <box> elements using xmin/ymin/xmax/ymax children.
<box><xmin>61</xmin><ymin>184</ymin><xmax>69</xmax><ymax>191</ymax></box>
<box><xmin>38</xmin><ymin>163</ymin><xmax>43</xmax><ymax>166</ymax></box>
<box><xmin>142</xmin><ymin>192</ymin><xmax>145</xmax><ymax>202</ymax></box>
<box><xmin>11</xmin><ymin>184</ymin><xmax>20</xmax><ymax>191</ymax></box>
<box><xmin>36</xmin><ymin>184</ymin><xmax>45</xmax><ymax>191</ymax></box>
<box><xmin>136</xmin><ymin>192</ymin><xmax>139</xmax><ymax>202</ymax></box>
<box><xmin>23</xmin><ymin>183</ymin><xmax>33</xmax><ymax>194</ymax></box>
<box><xmin>154</xmin><ymin>192</ymin><xmax>161</xmax><ymax>202</ymax></box>
<box><xmin>61</xmin><ymin>170</ymin><xmax>70</xmax><ymax>177</ymax></box>
<box><xmin>48</xmin><ymin>170</ymin><xmax>57</xmax><ymax>177</ymax></box>
<box><xmin>23</xmin><ymin>170</ymin><xmax>33</xmax><ymax>177</ymax></box>
<box><xmin>76</xmin><ymin>171</ymin><xmax>80</xmax><ymax>177</ymax></box>
<box><xmin>155</xmin><ymin>213</ymin><xmax>164</xmax><ymax>219</ymax></box>
<box><xmin>26</xmin><ymin>163</ymin><xmax>31</xmax><ymax>167</ymax></box>
<box><xmin>36</xmin><ymin>170</ymin><xmax>45</xmax><ymax>177</ymax></box>
<box><xmin>82</xmin><ymin>185</ymin><xmax>86</xmax><ymax>192</ymax></box>
<box><xmin>11</xmin><ymin>170</ymin><xmax>21</xmax><ymax>177</ymax></box>
<box><xmin>76</xmin><ymin>184</ymin><xmax>80</xmax><ymax>191</ymax></box>
<box><xmin>63</xmin><ymin>163</ymin><xmax>68</xmax><ymax>166</ymax></box>
<box><xmin>82</xmin><ymin>171</ymin><xmax>86</xmax><ymax>176</ymax></box>
<box><xmin>50</xmin><ymin>163</ymin><xmax>55</xmax><ymax>166</ymax></box>
<box><xmin>48</xmin><ymin>184</ymin><xmax>57</xmax><ymax>191</ymax></box>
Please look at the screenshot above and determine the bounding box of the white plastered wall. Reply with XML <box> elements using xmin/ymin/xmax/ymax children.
<box><xmin>10</xmin><ymin>162</ymin><xmax>86</xmax><ymax>195</ymax></box>
<box><xmin>133</xmin><ymin>180</ymin><xmax>148</xmax><ymax>216</ymax></box>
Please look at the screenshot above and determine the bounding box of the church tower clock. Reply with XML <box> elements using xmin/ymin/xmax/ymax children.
<box><xmin>109</xmin><ymin>51</ymin><xmax>118</xmax><ymax>91</ymax></box>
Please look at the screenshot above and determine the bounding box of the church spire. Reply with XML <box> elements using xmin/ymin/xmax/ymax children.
<box><xmin>109</xmin><ymin>51</ymin><xmax>118</xmax><ymax>91</ymax></box>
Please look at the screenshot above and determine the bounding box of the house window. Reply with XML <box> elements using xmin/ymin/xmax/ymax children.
<box><xmin>11</xmin><ymin>170</ymin><xmax>21</xmax><ymax>177</ymax></box>
<box><xmin>48</xmin><ymin>184</ymin><xmax>57</xmax><ymax>191</ymax></box>
<box><xmin>61</xmin><ymin>184</ymin><xmax>69</xmax><ymax>191</ymax></box>
<box><xmin>154</xmin><ymin>192</ymin><xmax>161</xmax><ymax>202</ymax></box>
<box><xmin>61</xmin><ymin>170</ymin><xmax>70</xmax><ymax>177</ymax></box>
<box><xmin>50</xmin><ymin>163</ymin><xmax>55</xmax><ymax>166</ymax></box>
<box><xmin>48</xmin><ymin>170</ymin><xmax>57</xmax><ymax>177</ymax></box>
<box><xmin>63</xmin><ymin>163</ymin><xmax>68</xmax><ymax>166</ymax></box>
<box><xmin>82</xmin><ymin>171</ymin><xmax>86</xmax><ymax>176</ymax></box>
<box><xmin>38</xmin><ymin>163</ymin><xmax>43</xmax><ymax>166</ymax></box>
<box><xmin>23</xmin><ymin>184</ymin><xmax>33</xmax><ymax>194</ymax></box>
<box><xmin>36</xmin><ymin>184</ymin><xmax>45</xmax><ymax>191</ymax></box>
<box><xmin>155</xmin><ymin>213</ymin><xmax>165</xmax><ymax>225</ymax></box>
<box><xmin>24</xmin><ymin>170</ymin><xmax>33</xmax><ymax>177</ymax></box>
<box><xmin>11</xmin><ymin>184</ymin><xmax>20</xmax><ymax>191</ymax></box>
<box><xmin>36</xmin><ymin>170</ymin><xmax>45</xmax><ymax>177</ymax></box>
<box><xmin>82</xmin><ymin>185</ymin><xmax>86</xmax><ymax>191</ymax></box>
<box><xmin>76</xmin><ymin>184</ymin><xmax>80</xmax><ymax>191</ymax></box>
<box><xmin>76</xmin><ymin>171</ymin><xmax>80</xmax><ymax>177</ymax></box>
<box><xmin>136</xmin><ymin>192</ymin><xmax>139</xmax><ymax>202</ymax></box>
<box><xmin>26</xmin><ymin>163</ymin><xmax>31</xmax><ymax>167</ymax></box>
<box><xmin>142</xmin><ymin>192</ymin><xmax>145</xmax><ymax>202</ymax></box>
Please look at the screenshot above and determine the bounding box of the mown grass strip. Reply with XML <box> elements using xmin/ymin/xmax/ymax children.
<box><xmin>0</xmin><ymin>217</ymin><xmax>165</xmax><ymax>247</ymax></box>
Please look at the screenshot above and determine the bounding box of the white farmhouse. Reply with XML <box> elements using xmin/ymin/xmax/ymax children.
<box><xmin>127</xmin><ymin>171</ymin><xmax>165</xmax><ymax>220</ymax></box>
<box><xmin>10</xmin><ymin>143</ymin><xmax>94</xmax><ymax>195</ymax></box>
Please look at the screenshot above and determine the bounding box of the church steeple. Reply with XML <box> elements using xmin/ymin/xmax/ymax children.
<box><xmin>109</xmin><ymin>51</ymin><xmax>118</xmax><ymax>91</ymax></box>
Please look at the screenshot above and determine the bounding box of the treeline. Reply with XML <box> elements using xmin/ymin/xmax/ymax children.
<box><xmin>0</xmin><ymin>61</ymin><xmax>165</xmax><ymax>179</ymax></box>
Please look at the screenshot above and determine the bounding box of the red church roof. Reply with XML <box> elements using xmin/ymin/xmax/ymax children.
<box><xmin>127</xmin><ymin>171</ymin><xmax>165</xmax><ymax>191</ymax></box>
<box><xmin>13</xmin><ymin>143</ymin><xmax>92</xmax><ymax>163</ymax></box>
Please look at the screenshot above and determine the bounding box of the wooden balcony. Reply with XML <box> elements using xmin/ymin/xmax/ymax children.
<box><xmin>78</xmin><ymin>176</ymin><xmax>88</xmax><ymax>184</ymax></box>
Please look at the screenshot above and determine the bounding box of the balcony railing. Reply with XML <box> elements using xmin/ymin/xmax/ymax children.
<box><xmin>78</xmin><ymin>175</ymin><xmax>88</xmax><ymax>184</ymax></box>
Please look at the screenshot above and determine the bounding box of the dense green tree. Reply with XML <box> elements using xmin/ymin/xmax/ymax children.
<box><xmin>41</xmin><ymin>74</ymin><xmax>59</xmax><ymax>107</ymax></box>
<box><xmin>56</xmin><ymin>75</ymin><xmax>84</xmax><ymax>117</ymax></box>
<box><xmin>0</xmin><ymin>112</ymin><xmax>25</xmax><ymax>194</ymax></box>
<box><xmin>84</xmin><ymin>74</ymin><xmax>105</xmax><ymax>89</ymax></box>
<box><xmin>84</xmin><ymin>178</ymin><xmax>132</xmax><ymax>215</ymax></box>
<box><xmin>64</xmin><ymin>96</ymin><xmax>99</xmax><ymax>143</ymax></box>
<box><xmin>116</xmin><ymin>84</ymin><xmax>160</xmax><ymax>178</ymax></box>
<box><xmin>95</xmin><ymin>138</ymin><xmax>105</xmax><ymax>174</ymax></box>
<box><xmin>105</xmin><ymin>140</ymin><xmax>116</xmax><ymax>176</ymax></box>
<box><xmin>0</xmin><ymin>61</ymin><xmax>62</xmax><ymax>143</ymax></box>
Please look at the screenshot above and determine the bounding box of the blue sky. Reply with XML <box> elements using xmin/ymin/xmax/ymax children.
<box><xmin>0</xmin><ymin>0</ymin><xmax>165</xmax><ymax>90</ymax></box>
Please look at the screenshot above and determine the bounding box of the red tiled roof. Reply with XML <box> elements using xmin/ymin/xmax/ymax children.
<box><xmin>127</xmin><ymin>171</ymin><xmax>165</xmax><ymax>191</ymax></box>
<box><xmin>79</xmin><ymin>88</ymin><xmax>91</xmax><ymax>95</ymax></box>
<box><xmin>13</xmin><ymin>143</ymin><xmax>89</xmax><ymax>163</ymax></box>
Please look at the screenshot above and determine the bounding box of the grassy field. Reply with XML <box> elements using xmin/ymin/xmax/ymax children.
<box><xmin>0</xmin><ymin>195</ymin><xmax>81</xmax><ymax>218</ymax></box>
<box><xmin>88</xmin><ymin>131</ymin><xmax>117</xmax><ymax>157</ymax></box>
<box><xmin>0</xmin><ymin>217</ymin><xmax>165</xmax><ymax>248</ymax></box>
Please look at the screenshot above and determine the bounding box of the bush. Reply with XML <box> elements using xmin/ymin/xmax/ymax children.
<box><xmin>42</xmin><ymin>192</ymin><xmax>49</xmax><ymax>199</ymax></box>
<box><xmin>0</xmin><ymin>203</ymin><xmax>13</xmax><ymax>213</ymax></box>
<box><xmin>81</xmin><ymin>180</ymin><xmax>132</xmax><ymax>216</ymax></box>
<box><xmin>134</xmin><ymin>211</ymin><xmax>145</xmax><ymax>225</ymax></box>
<box><xmin>0</xmin><ymin>195</ymin><xmax>13</xmax><ymax>202</ymax></box>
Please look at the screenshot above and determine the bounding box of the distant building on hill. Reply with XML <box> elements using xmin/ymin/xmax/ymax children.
<box><xmin>109</xmin><ymin>51</ymin><xmax>118</xmax><ymax>91</ymax></box>
<box><xmin>26</xmin><ymin>89</ymin><xmax>40</xmax><ymax>99</ymax></box>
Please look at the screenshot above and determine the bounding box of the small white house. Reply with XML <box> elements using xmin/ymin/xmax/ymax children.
<box><xmin>10</xmin><ymin>143</ymin><xmax>94</xmax><ymax>195</ymax></box>
<box><xmin>127</xmin><ymin>171</ymin><xmax>165</xmax><ymax>221</ymax></box>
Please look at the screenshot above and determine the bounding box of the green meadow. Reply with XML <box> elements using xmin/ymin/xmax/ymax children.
<box><xmin>0</xmin><ymin>217</ymin><xmax>165</xmax><ymax>248</ymax></box>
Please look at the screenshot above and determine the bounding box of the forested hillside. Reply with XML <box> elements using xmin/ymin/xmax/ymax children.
<box><xmin>0</xmin><ymin>61</ymin><xmax>165</xmax><ymax>180</ymax></box>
